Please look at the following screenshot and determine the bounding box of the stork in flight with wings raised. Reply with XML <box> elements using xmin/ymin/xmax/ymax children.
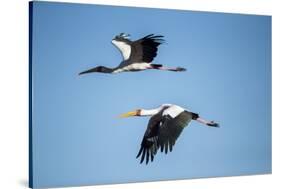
<box><xmin>79</xmin><ymin>33</ymin><xmax>186</xmax><ymax>75</ymax></box>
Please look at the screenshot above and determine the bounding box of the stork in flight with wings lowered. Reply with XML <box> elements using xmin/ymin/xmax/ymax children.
<box><xmin>119</xmin><ymin>104</ymin><xmax>219</xmax><ymax>164</ymax></box>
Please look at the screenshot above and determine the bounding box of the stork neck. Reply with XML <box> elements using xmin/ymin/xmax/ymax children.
<box><xmin>140</xmin><ymin>108</ymin><xmax>161</xmax><ymax>116</ymax></box>
<box><xmin>99</xmin><ymin>66</ymin><xmax>114</xmax><ymax>73</ymax></box>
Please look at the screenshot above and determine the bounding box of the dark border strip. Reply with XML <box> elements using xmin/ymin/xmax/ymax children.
<box><xmin>28</xmin><ymin>1</ymin><xmax>33</xmax><ymax>188</ymax></box>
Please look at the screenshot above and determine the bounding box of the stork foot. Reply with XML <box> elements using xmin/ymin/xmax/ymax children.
<box><xmin>207</xmin><ymin>121</ymin><xmax>219</xmax><ymax>127</ymax></box>
<box><xmin>175</xmin><ymin>67</ymin><xmax>187</xmax><ymax>72</ymax></box>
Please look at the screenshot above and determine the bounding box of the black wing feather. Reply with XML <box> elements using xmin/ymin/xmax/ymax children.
<box><xmin>129</xmin><ymin>34</ymin><xmax>164</xmax><ymax>63</ymax></box>
<box><xmin>140</xmin><ymin>148</ymin><xmax>146</xmax><ymax>164</ymax></box>
<box><xmin>136</xmin><ymin>111</ymin><xmax>164</xmax><ymax>164</ymax></box>
<box><xmin>136</xmin><ymin>110</ymin><xmax>193</xmax><ymax>164</ymax></box>
<box><xmin>136</xmin><ymin>146</ymin><xmax>143</xmax><ymax>158</ymax></box>
<box><xmin>157</xmin><ymin>111</ymin><xmax>193</xmax><ymax>154</ymax></box>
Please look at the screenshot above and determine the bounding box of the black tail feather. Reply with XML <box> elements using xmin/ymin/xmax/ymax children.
<box><xmin>151</xmin><ymin>64</ymin><xmax>163</xmax><ymax>68</ymax></box>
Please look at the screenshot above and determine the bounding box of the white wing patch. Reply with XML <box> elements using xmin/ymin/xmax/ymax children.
<box><xmin>111</xmin><ymin>40</ymin><xmax>131</xmax><ymax>60</ymax></box>
<box><xmin>163</xmin><ymin>105</ymin><xmax>185</xmax><ymax>118</ymax></box>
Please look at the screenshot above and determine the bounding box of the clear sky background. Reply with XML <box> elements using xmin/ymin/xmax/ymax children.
<box><xmin>31</xmin><ymin>1</ymin><xmax>271</xmax><ymax>188</ymax></box>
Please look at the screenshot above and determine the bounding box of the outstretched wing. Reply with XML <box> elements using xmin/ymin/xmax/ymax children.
<box><xmin>136</xmin><ymin>111</ymin><xmax>162</xmax><ymax>164</ymax></box>
<box><xmin>136</xmin><ymin>110</ymin><xmax>192</xmax><ymax>164</ymax></box>
<box><xmin>111</xmin><ymin>39</ymin><xmax>132</xmax><ymax>61</ymax></box>
<box><xmin>129</xmin><ymin>34</ymin><xmax>164</xmax><ymax>63</ymax></box>
<box><xmin>158</xmin><ymin>111</ymin><xmax>192</xmax><ymax>154</ymax></box>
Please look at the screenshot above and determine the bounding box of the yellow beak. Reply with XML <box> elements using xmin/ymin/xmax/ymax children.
<box><xmin>119</xmin><ymin>110</ymin><xmax>138</xmax><ymax>118</ymax></box>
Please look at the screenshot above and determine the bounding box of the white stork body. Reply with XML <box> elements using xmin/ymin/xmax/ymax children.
<box><xmin>112</xmin><ymin>62</ymin><xmax>152</xmax><ymax>73</ymax></box>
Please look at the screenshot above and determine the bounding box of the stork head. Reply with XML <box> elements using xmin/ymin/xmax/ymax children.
<box><xmin>119</xmin><ymin>109</ymin><xmax>141</xmax><ymax>118</ymax></box>
<box><xmin>112</xmin><ymin>33</ymin><xmax>131</xmax><ymax>44</ymax></box>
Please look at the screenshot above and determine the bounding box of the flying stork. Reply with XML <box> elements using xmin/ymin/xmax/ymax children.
<box><xmin>119</xmin><ymin>104</ymin><xmax>219</xmax><ymax>164</ymax></box>
<box><xmin>79</xmin><ymin>33</ymin><xmax>186</xmax><ymax>75</ymax></box>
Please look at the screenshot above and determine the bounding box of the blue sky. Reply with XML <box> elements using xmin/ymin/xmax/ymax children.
<box><xmin>31</xmin><ymin>2</ymin><xmax>271</xmax><ymax>188</ymax></box>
